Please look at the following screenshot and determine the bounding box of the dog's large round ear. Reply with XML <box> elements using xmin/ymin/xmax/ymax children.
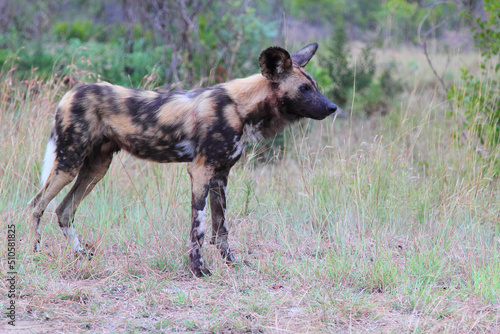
<box><xmin>259</xmin><ymin>46</ymin><xmax>293</xmax><ymax>81</ymax></box>
<box><xmin>291</xmin><ymin>43</ymin><xmax>319</xmax><ymax>67</ymax></box>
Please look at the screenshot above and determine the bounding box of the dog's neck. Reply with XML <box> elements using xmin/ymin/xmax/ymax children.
<box><xmin>222</xmin><ymin>74</ymin><xmax>272</xmax><ymax>117</ymax></box>
<box><xmin>223</xmin><ymin>74</ymin><xmax>299</xmax><ymax>139</ymax></box>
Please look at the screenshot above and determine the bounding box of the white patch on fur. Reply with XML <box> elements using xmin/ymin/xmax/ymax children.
<box><xmin>189</xmin><ymin>207</ymin><xmax>207</xmax><ymax>252</ymax></box>
<box><xmin>35</xmin><ymin>226</ymin><xmax>42</xmax><ymax>252</ymax></box>
<box><xmin>222</xmin><ymin>220</ymin><xmax>229</xmax><ymax>233</ymax></box>
<box><xmin>277</xmin><ymin>61</ymin><xmax>284</xmax><ymax>74</ymax></box>
<box><xmin>62</xmin><ymin>226</ymin><xmax>84</xmax><ymax>252</ymax></box>
<box><xmin>230</xmin><ymin>122</ymin><xmax>264</xmax><ymax>159</ymax></box>
<box><xmin>41</xmin><ymin>136</ymin><xmax>57</xmax><ymax>211</ymax></box>
<box><xmin>230</xmin><ymin>135</ymin><xmax>245</xmax><ymax>160</ymax></box>
<box><xmin>197</xmin><ymin>207</ymin><xmax>207</xmax><ymax>229</ymax></box>
<box><xmin>41</xmin><ymin>137</ymin><xmax>56</xmax><ymax>186</ymax></box>
<box><xmin>221</xmin><ymin>186</ymin><xmax>228</xmax><ymax>232</ymax></box>
<box><xmin>175</xmin><ymin>140</ymin><xmax>195</xmax><ymax>159</ymax></box>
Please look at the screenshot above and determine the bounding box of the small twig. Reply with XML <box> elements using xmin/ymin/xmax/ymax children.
<box><xmin>417</xmin><ymin>1</ymin><xmax>454</xmax><ymax>94</ymax></box>
<box><xmin>422</xmin><ymin>40</ymin><xmax>448</xmax><ymax>93</ymax></box>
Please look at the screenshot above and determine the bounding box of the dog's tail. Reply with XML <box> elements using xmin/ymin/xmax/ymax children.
<box><xmin>40</xmin><ymin>132</ymin><xmax>57</xmax><ymax>210</ymax></box>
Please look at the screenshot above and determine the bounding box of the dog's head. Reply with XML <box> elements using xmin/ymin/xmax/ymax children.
<box><xmin>259</xmin><ymin>43</ymin><xmax>338</xmax><ymax>120</ymax></box>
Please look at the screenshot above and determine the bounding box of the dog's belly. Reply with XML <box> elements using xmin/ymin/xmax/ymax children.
<box><xmin>118</xmin><ymin>135</ymin><xmax>196</xmax><ymax>163</ymax></box>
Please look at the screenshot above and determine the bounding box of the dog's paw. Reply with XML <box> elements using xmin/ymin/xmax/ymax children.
<box><xmin>190</xmin><ymin>266</ymin><xmax>212</xmax><ymax>278</ymax></box>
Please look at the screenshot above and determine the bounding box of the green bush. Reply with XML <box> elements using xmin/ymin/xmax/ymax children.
<box><xmin>53</xmin><ymin>20</ymin><xmax>98</xmax><ymax>42</ymax></box>
<box><xmin>1</xmin><ymin>38</ymin><xmax>166</xmax><ymax>87</ymax></box>
<box><xmin>448</xmin><ymin>0</ymin><xmax>500</xmax><ymax>173</ymax></box>
<box><xmin>52</xmin><ymin>22</ymin><xmax>71</xmax><ymax>41</ymax></box>
<box><xmin>316</xmin><ymin>24</ymin><xmax>403</xmax><ymax>117</ymax></box>
<box><xmin>450</xmin><ymin>67</ymin><xmax>499</xmax><ymax>146</ymax></box>
<box><xmin>197</xmin><ymin>3</ymin><xmax>278</xmax><ymax>81</ymax></box>
<box><xmin>69</xmin><ymin>20</ymin><xmax>94</xmax><ymax>42</ymax></box>
<box><xmin>353</xmin><ymin>82</ymin><xmax>388</xmax><ymax>116</ymax></box>
<box><xmin>379</xmin><ymin>60</ymin><xmax>402</xmax><ymax>97</ymax></box>
<box><xmin>320</xmin><ymin>24</ymin><xmax>377</xmax><ymax>114</ymax></box>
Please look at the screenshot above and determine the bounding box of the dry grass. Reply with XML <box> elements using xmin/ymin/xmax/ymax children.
<box><xmin>1</xmin><ymin>47</ymin><xmax>499</xmax><ymax>333</ymax></box>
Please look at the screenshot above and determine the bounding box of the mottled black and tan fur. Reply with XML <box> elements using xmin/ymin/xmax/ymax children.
<box><xmin>28</xmin><ymin>43</ymin><xmax>338</xmax><ymax>277</ymax></box>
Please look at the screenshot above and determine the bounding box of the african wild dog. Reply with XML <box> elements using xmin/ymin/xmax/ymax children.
<box><xmin>28</xmin><ymin>43</ymin><xmax>338</xmax><ymax>277</ymax></box>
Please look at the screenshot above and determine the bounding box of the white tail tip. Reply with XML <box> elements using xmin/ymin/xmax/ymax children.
<box><xmin>41</xmin><ymin>137</ymin><xmax>57</xmax><ymax>211</ymax></box>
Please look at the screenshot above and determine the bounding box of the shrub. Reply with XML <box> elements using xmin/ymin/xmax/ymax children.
<box><xmin>52</xmin><ymin>21</ymin><xmax>71</xmax><ymax>41</ymax></box>
<box><xmin>53</xmin><ymin>20</ymin><xmax>100</xmax><ymax>42</ymax></box>
<box><xmin>448</xmin><ymin>0</ymin><xmax>500</xmax><ymax>173</ymax></box>
<box><xmin>320</xmin><ymin>23</ymin><xmax>383</xmax><ymax>116</ymax></box>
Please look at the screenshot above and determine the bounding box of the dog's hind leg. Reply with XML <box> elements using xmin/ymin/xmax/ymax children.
<box><xmin>28</xmin><ymin>168</ymin><xmax>77</xmax><ymax>252</ymax></box>
<box><xmin>55</xmin><ymin>143</ymin><xmax>116</xmax><ymax>256</ymax></box>
<box><xmin>209</xmin><ymin>169</ymin><xmax>235</xmax><ymax>263</ymax></box>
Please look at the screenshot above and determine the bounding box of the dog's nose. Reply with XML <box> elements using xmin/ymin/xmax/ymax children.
<box><xmin>328</xmin><ymin>104</ymin><xmax>337</xmax><ymax>113</ymax></box>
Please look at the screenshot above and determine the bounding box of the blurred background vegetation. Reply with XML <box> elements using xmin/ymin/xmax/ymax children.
<box><xmin>0</xmin><ymin>0</ymin><xmax>497</xmax><ymax>164</ymax></box>
<box><xmin>0</xmin><ymin>0</ymin><xmax>480</xmax><ymax>89</ymax></box>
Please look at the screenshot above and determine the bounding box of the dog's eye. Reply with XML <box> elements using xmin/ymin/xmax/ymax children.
<box><xmin>299</xmin><ymin>84</ymin><xmax>312</xmax><ymax>92</ymax></box>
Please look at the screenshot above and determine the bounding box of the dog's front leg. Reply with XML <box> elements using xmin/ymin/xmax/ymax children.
<box><xmin>209</xmin><ymin>169</ymin><xmax>236</xmax><ymax>263</ymax></box>
<box><xmin>187</xmin><ymin>161</ymin><xmax>214</xmax><ymax>277</ymax></box>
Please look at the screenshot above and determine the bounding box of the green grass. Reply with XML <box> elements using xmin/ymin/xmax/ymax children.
<box><xmin>1</xmin><ymin>47</ymin><xmax>499</xmax><ymax>332</ymax></box>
